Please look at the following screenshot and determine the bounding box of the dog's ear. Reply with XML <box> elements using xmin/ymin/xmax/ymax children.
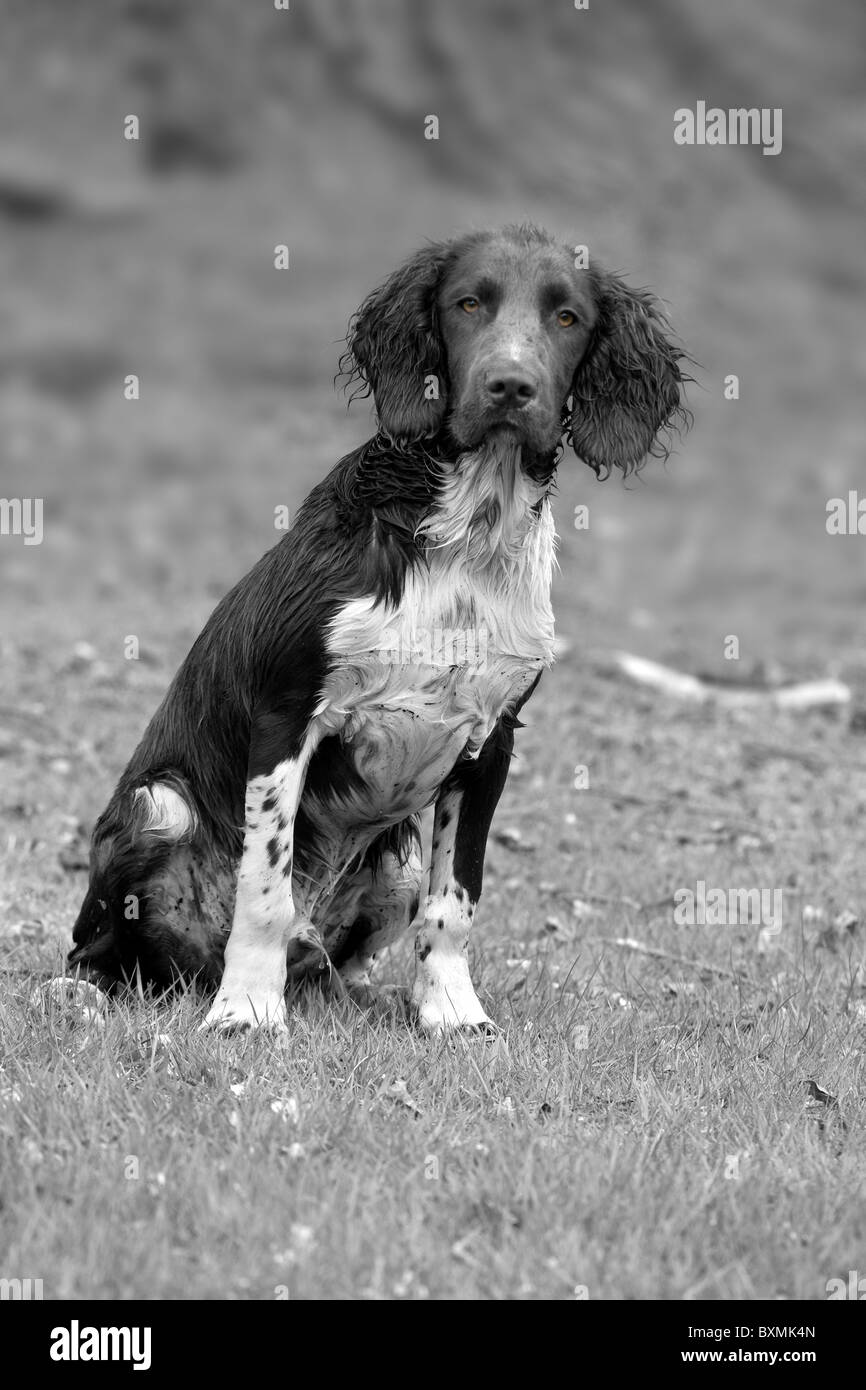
<box><xmin>340</xmin><ymin>242</ymin><xmax>453</xmax><ymax>444</ymax></box>
<box><xmin>568</xmin><ymin>269</ymin><xmax>691</xmax><ymax>477</ymax></box>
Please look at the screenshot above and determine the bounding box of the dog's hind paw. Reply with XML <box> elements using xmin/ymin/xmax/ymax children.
<box><xmin>32</xmin><ymin>977</ymin><xmax>109</xmax><ymax>1025</ymax></box>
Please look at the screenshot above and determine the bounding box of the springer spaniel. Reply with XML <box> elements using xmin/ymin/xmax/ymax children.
<box><xmin>67</xmin><ymin>224</ymin><xmax>689</xmax><ymax>1033</ymax></box>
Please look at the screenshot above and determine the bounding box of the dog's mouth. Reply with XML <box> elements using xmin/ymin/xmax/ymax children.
<box><xmin>459</xmin><ymin>418</ymin><xmax>564</xmax><ymax>464</ymax></box>
<box><xmin>451</xmin><ymin>401</ymin><xmax>559</xmax><ymax>452</ymax></box>
<box><xmin>487</xmin><ymin>413</ymin><xmax>530</xmax><ymax>435</ymax></box>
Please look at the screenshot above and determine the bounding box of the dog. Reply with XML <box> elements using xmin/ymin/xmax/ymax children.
<box><xmin>67</xmin><ymin>224</ymin><xmax>689</xmax><ymax>1033</ymax></box>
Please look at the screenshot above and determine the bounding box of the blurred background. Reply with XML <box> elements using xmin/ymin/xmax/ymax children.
<box><xmin>0</xmin><ymin>0</ymin><xmax>864</xmax><ymax>728</ymax></box>
<box><xmin>2</xmin><ymin>2</ymin><xmax>865</xmax><ymax>1301</ymax></box>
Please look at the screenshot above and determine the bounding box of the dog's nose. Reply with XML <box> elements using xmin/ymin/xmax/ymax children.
<box><xmin>484</xmin><ymin>368</ymin><xmax>537</xmax><ymax>409</ymax></box>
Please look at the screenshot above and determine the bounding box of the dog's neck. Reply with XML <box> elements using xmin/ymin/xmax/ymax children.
<box><xmin>417</xmin><ymin>436</ymin><xmax>551</xmax><ymax>569</ymax></box>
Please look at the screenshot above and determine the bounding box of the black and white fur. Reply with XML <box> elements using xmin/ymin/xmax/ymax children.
<box><xmin>67</xmin><ymin>224</ymin><xmax>690</xmax><ymax>1033</ymax></box>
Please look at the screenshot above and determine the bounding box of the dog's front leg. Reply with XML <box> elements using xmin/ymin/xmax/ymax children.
<box><xmin>202</xmin><ymin>713</ymin><xmax>320</xmax><ymax>1032</ymax></box>
<box><xmin>412</xmin><ymin>716</ymin><xmax>516</xmax><ymax>1034</ymax></box>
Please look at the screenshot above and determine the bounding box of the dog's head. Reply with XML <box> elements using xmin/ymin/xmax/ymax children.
<box><xmin>341</xmin><ymin>224</ymin><xmax>691</xmax><ymax>476</ymax></box>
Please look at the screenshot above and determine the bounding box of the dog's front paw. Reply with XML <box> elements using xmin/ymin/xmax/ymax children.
<box><xmin>200</xmin><ymin>989</ymin><xmax>288</xmax><ymax>1034</ymax></box>
<box><xmin>416</xmin><ymin>1009</ymin><xmax>497</xmax><ymax>1037</ymax></box>
<box><xmin>412</xmin><ymin>989</ymin><xmax>495</xmax><ymax>1036</ymax></box>
<box><xmin>412</xmin><ymin>943</ymin><xmax>495</xmax><ymax>1034</ymax></box>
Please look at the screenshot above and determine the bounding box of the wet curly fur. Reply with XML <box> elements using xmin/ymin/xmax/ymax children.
<box><xmin>339</xmin><ymin>224</ymin><xmax>692</xmax><ymax>473</ymax></box>
<box><xmin>68</xmin><ymin>224</ymin><xmax>692</xmax><ymax>1006</ymax></box>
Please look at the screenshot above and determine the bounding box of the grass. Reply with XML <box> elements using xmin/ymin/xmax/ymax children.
<box><xmin>1</xmin><ymin>0</ymin><xmax>865</xmax><ymax>1305</ymax></box>
<box><xmin>1</xmin><ymin>967</ymin><xmax>862</xmax><ymax>1302</ymax></box>
<box><xmin>3</xmin><ymin>661</ymin><xmax>866</xmax><ymax>1300</ymax></box>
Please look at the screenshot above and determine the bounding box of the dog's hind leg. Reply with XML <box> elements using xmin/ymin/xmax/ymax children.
<box><xmin>67</xmin><ymin>779</ymin><xmax>232</xmax><ymax>993</ymax></box>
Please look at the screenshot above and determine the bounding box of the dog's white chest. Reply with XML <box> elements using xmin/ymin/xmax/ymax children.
<box><xmin>316</xmin><ymin>460</ymin><xmax>555</xmax><ymax>825</ymax></box>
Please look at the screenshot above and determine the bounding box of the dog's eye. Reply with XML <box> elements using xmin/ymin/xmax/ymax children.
<box><xmin>557</xmin><ymin>310</ymin><xmax>577</xmax><ymax>327</ymax></box>
<box><xmin>459</xmin><ymin>297</ymin><xmax>480</xmax><ymax>314</ymax></box>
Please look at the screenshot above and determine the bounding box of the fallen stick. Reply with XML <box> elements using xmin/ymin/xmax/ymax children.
<box><xmin>613</xmin><ymin>652</ymin><xmax>850</xmax><ymax>710</ymax></box>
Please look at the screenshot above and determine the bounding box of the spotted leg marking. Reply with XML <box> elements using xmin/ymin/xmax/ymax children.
<box><xmin>202</xmin><ymin>723</ymin><xmax>319</xmax><ymax>1033</ymax></box>
<box><xmin>412</xmin><ymin>706</ymin><xmax>526</xmax><ymax>1033</ymax></box>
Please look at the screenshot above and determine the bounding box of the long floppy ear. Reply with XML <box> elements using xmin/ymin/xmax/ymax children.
<box><xmin>568</xmin><ymin>268</ymin><xmax>692</xmax><ymax>477</ymax></box>
<box><xmin>339</xmin><ymin>242</ymin><xmax>454</xmax><ymax>444</ymax></box>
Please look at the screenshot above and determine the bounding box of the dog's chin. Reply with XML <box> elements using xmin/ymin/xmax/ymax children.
<box><xmin>451</xmin><ymin>409</ymin><xmax>558</xmax><ymax>456</ymax></box>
